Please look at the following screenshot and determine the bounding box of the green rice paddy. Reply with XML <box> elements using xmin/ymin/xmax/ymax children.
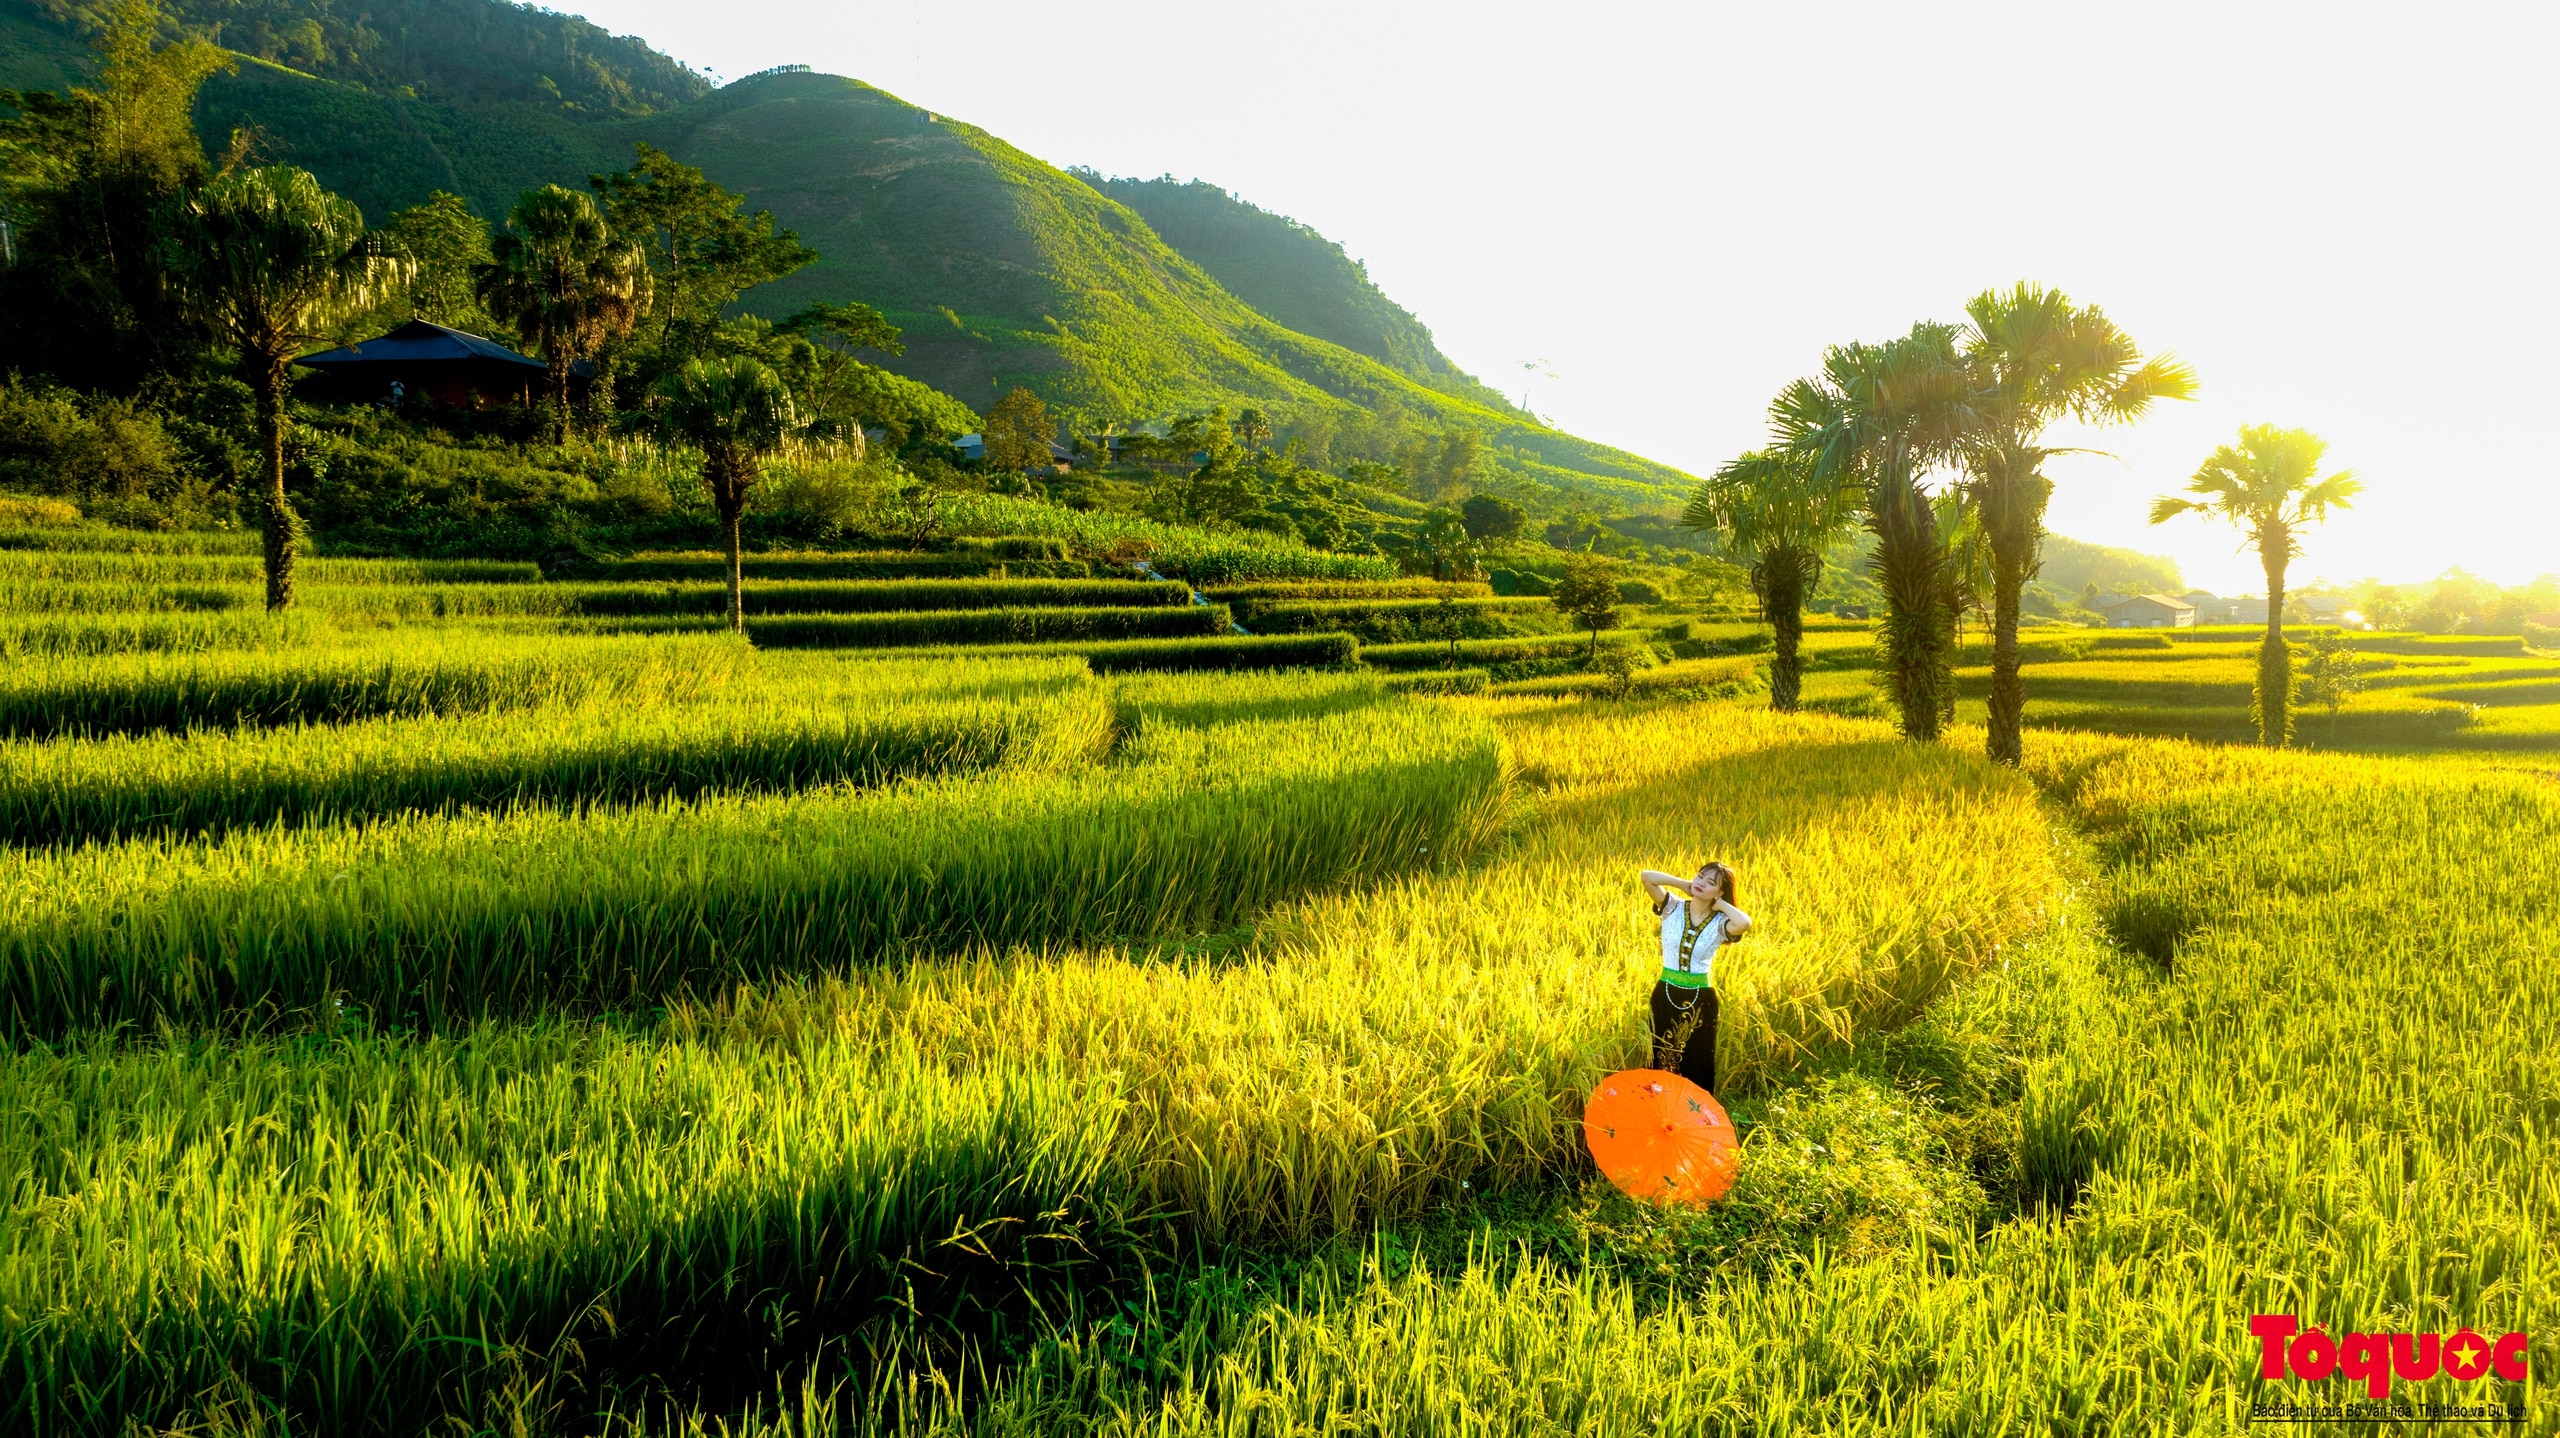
<box><xmin>0</xmin><ymin>538</ymin><xmax>2545</xmax><ymax>1433</ymax></box>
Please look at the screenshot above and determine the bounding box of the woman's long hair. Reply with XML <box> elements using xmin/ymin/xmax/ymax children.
<box><xmin>1697</xmin><ymin>861</ymin><xmax>1742</xmax><ymax>941</ymax></box>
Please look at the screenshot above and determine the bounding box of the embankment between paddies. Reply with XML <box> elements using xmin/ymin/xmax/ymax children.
<box><xmin>738</xmin><ymin>604</ymin><xmax>1230</xmax><ymax>649</ymax></box>
<box><xmin>0</xmin><ymin>551</ymin><xmax>540</xmax><ymax>585</ymax></box>
<box><xmin>0</xmin><ymin>699</ymin><xmax>1506</xmax><ymax>1034</ymax></box>
<box><xmin>1493</xmin><ymin>655</ymin><xmax>1760</xmax><ymax>699</ymax></box>
<box><xmin>559</xmin><ymin>578</ymin><xmax>1191</xmax><ymax>616</ymax></box>
<box><xmin>1200</xmin><ymin>579</ymin><xmax>1493</xmax><ymax>604</ymax></box>
<box><xmin>891</xmin><ymin>633</ymin><xmax>1359</xmax><ymax>673</ymax></box>
<box><xmin>1360</xmin><ymin>631</ymin><xmax>1654</xmax><ymax>681</ymax></box>
<box><xmin>0</xmin><ymin>633</ymin><xmax>754</xmax><ymax>738</ymax></box>
<box><xmin>0</xmin><ymin>655</ymin><xmax>1109</xmax><ymax>847</ymax></box>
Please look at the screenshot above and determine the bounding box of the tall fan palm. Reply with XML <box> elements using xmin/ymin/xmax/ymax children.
<box><xmin>1775</xmin><ymin>324</ymin><xmax>1975</xmax><ymax>740</ymax></box>
<box><xmin>2152</xmin><ymin>424</ymin><xmax>2359</xmax><ymax>747</ymax></box>
<box><xmin>1684</xmin><ymin>445</ymin><xmax>1859</xmax><ymax>711</ymax></box>
<box><xmin>654</xmin><ymin>356</ymin><xmax>798</xmax><ymax>632</ymax></box>
<box><xmin>476</xmin><ymin>185</ymin><xmax>648</xmax><ymax>442</ymax></box>
<box><xmin>1957</xmin><ymin>283</ymin><xmax>2196</xmax><ymax>765</ymax></box>
<box><xmin>161</xmin><ymin>166</ymin><xmax>409</xmax><ymax>611</ymax></box>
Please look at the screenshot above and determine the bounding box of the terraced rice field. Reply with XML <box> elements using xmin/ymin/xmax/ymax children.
<box><xmin>0</xmin><ymin>531</ymin><xmax>2547</xmax><ymax>1433</ymax></box>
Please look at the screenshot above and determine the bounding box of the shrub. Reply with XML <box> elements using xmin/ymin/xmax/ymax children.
<box><xmin>2526</xmin><ymin>621</ymin><xmax>2559</xmax><ymax>651</ymax></box>
<box><xmin>1378</xmin><ymin>668</ymin><xmax>1491</xmax><ymax>696</ymax></box>
<box><xmin>1240</xmin><ymin>596</ymin><xmax>1559</xmax><ymax>643</ymax></box>
<box><xmin>1615</xmin><ymin>578</ymin><xmax>1668</xmax><ymax>606</ymax></box>
<box><xmin>0</xmin><ymin>380</ymin><xmax>239</xmax><ymax>530</ymax></box>
<box><xmin>933</xmin><ymin>492</ymin><xmax>1396</xmax><ymax>583</ymax></box>
<box><xmin>1201</xmin><ymin>580</ymin><xmax>1490</xmax><ymax>603</ymax></box>
<box><xmin>0</xmin><ymin>495</ymin><xmax>83</xmax><ymax>527</ymax></box>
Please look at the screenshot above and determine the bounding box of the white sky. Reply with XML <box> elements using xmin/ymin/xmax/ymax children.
<box><xmin>559</xmin><ymin>0</ymin><xmax>2556</xmax><ymax>594</ymax></box>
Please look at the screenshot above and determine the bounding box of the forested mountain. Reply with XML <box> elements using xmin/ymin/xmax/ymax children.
<box><xmin>1075</xmin><ymin>173</ymin><xmax>1516</xmax><ymax>415</ymax></box>
<box><xmin>0</xmin><ymin>0</ymin><xmax>1695</xmax><ymax>507</ymax></box>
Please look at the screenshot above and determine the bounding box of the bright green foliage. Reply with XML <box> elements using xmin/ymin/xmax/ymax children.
<box><xmin>3</xmin><ymin>1028</ymin><xmax>1123</xmax><ymax>1434</ymax></box>
<box><xmin>477</xmin><ymin>184</ymin><xmax>649</xmax><ymax>439</ymax></box>
<box><xmin>0</xmin><ymin>550</ymin><xmax>537</xmax><ymax>585</ymax></box>
<box><xmin>899</xmin><ymin>633</ymin><xmax>1361</xmax><ymax>673</ymax></box>
<box><xmin>984</xmin><ymin>385</ymin><xmax>1053</xmax><ymax>473</ymax></box>
<box><xmin>0</xmin><ymin>1</ymin><xmax>231</xmax><ymax>390</ymax></box>
<box><xmin>1202</xmin><ymin>579</ymin><xmax>1491</xmax><ymax>604</ymax></box>
<box><xmin>162</xmin><ymin>165</ymin><xmax>411</xmax><ymax>611</ymax></box>
<box><xmin>775</xmin><ymin>301</ymin><xmax>980</xmax><ymax>443</ymax></box>
<box><xmin>1242</xmin><ymin>596</ymin><xmax>1557</xmax><ymax>644</ymax></box>
<box><xmin>0</xmin><ymin>695</ymin><xmax>1504</xmax><ymax>1034</ymax></box>
<box><xmin>1954</xmin><ymin>283</ymin><xmax>2194</xmax><ymax>764</ymax></box>
<box><xmin>1758</xmin><ymin>323</ymin><xmax>1973</xmax><ymax>740</ymax></box>
<box><xmin>1079</xmin><ymin>173</ymin><xmax>1519</xmax><ymax>413</ymax></box>
<box><xmin>738</xmin><ymin>604</ymin><xmax>1227</xmax><ymax>650</ymax></box>
<box><xmin>2152</xmin><ymin>424</ymin><xmax>2360</xmax><ymax>747</ymax></box>
<box><xmin>376</xmin><ymin>190</ymin><xmax>499</xmax><ymax>333</ymax></box>
<box><xmin>1549</xmin><ymin>550</ymin><xmax>1624</xmax><ymax>662</ymax></box>
<box><xmin>0</xmin><ymin>653</ymin><xmax>1108</xmax><ymax>845</ymax></box>
<box><xmin>1460</xmin><ymin>492</ymin><xmax>1527</xmax><ymax>541</ymax></box>
<box><xmin>652</xmin><ymin>355</ymin><xmax>798</xmax><ymax>630</ymax></box>
<box><xmin>0</xmin><ymin>632</ymin><xmax>748</xmax><ymax>738</ymax></box>
<box><xmin>589</xmin><ymin>143</ymin><xmax>814</xmax><ymax>369</ymax></box>
<box><xmin>568</xmin><ymin>578</ymin><xmax>1187</xmax><ymax>616</ymax></box>
<box><xmin>592</xmin><ymin>550</ymin><xmax>1091</xmax><ymax>582</ymax></box>
<box><xmin>1686</xmin><ymin>447</ymin><xmax>1855</xmax><ymax>710</ymax></box>
<box><xmin>934</xmin><ymin>491</ymin><xmax>1397</xmax><ymax>584</ymax></box>
<box><xmin>1361</xmin><ymin>630</ymin><xmax>1651</xmax><ymax>683</ymax></box>
<box><xmin>2295</xmin><ymin>629</ymin><xmax>2379</xmax><ymax>741</ymax></box>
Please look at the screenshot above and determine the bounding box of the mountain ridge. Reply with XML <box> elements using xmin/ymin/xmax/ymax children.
<box><xmin>0</xmin><ymin>0</ymin><xmax>1696</xmax><ymax>507</ymax></box>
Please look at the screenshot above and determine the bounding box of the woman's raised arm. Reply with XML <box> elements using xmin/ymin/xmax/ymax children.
<box><xmin>1639</xmin><ymin>868</ymin><xmax>1684</xmax><ymax>910</ymax></box>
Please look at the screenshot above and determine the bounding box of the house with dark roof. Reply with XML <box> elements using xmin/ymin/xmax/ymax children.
<box><xmin>2099</xmin><ymin>593</ymin><xmax>2197</xmax><ymax>629</ymax></box>
<box><xmin>295</xmin><ymin>321</ymin><xmax>578</xmax><ymax>409</ymax></box>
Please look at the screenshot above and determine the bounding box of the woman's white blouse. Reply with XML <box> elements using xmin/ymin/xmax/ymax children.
<box><xmin>1657</xmin><ymin>897</ymin><xmax>1742</xmax><ymax>984</ymax></box>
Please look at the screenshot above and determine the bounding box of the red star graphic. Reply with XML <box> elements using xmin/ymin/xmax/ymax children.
<box><xmin>2444</xmin><ymin>1336</ymin><xmax>2490</xmax><ymax>1380</ymax></box>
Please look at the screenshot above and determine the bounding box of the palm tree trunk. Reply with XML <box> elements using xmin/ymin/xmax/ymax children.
<box><xmin>2259</xmin><ymin>542</ymin><xmax>2291</xmax><ymax>747</ymax></box>
<box><xmin>723</xmin><ymin>496</ymin><xmax>745</xmax><ymax>635</ymax></box>
<box><xmin>1986</xmin><ymin>538</ymin><xmax>2027</xmax><ymax>765</ymax></box>
<box><xmin>550</xmin><ymin>354</ymin><xmax>573</xmax><ymax>445</ymax></box>
<box><xmin>253</xmin><ymin>355</ymin><xmax>297</xmax><ymax>613</ymax></box>
<box><xmin>1765</xmin><ymin>556</ymin><xmax>1806</xmax><ymax>713</ymax></box>
<box><xmin>1869</xmin><ymin>471</ymin><xmax>1948</xmax><ymax>741</ymax></box>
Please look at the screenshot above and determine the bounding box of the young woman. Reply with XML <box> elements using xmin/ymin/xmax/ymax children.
<box><xmin>1638</xmin><ymin>861</ymin><xmax>1751</xmax><ymax>1095</ymax></box>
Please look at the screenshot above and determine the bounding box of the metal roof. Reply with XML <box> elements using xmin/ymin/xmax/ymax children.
<box><xmin>296</xmin><ymin>320</ymin><xmax>546</xmax><ymax>371</ymax></box>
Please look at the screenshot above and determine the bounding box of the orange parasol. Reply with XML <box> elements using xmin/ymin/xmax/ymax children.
<box><xmin>1583</xmin><ymin>1069</ymin><xmax>1739</xmax><ymax>1206</ymax></box>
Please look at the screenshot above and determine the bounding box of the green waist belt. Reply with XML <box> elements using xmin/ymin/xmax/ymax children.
<box><xmin>1659</xmin><ymin>969</ymin><xmax>1713</xmax><ymax>990</ymax></box>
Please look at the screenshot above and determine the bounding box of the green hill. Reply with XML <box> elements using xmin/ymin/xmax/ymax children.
<box><xmin>0</xmin><ymin>0</ymin><xmax>1696</xmax><ymax>509</ymax></box>
<box><xmin>1074</xmin><ymin>173</ymin><xmax>1518</xmax><ymax>414</ymax></box>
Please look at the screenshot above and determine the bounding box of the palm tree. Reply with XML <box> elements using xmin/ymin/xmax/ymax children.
<box><xmin>1956</xmin><ymin>283</ymin><xmax>2196</xmax><ymax>765</ymax></box>
<box><xmin>1685</xmin><ymin>445</ymin><xmax>1859</xmax><ymax>711</ymax></box>
<box><xmin>1773</xmin><ymin>324</ymin><xmax>1975</xmax><ymax>740</ymax></box>
<box><xmin>161</xmin><ymin>165</ymin><xmax>409</xmax><ymax>611</ymax></box>
<box><xmin>2151</xmin><ymin>425</ymin><xmax>2359</xmax><ymax>746</ymax></box>
<box><xmin>476</xmin><ymin>185</ymin><xmax>648</xmax><ymax>443</ymax></box>
<box><xmin>654</xmin><ymin>356</ymin><xmax>798</xmax><ymax>632</ymax></box>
